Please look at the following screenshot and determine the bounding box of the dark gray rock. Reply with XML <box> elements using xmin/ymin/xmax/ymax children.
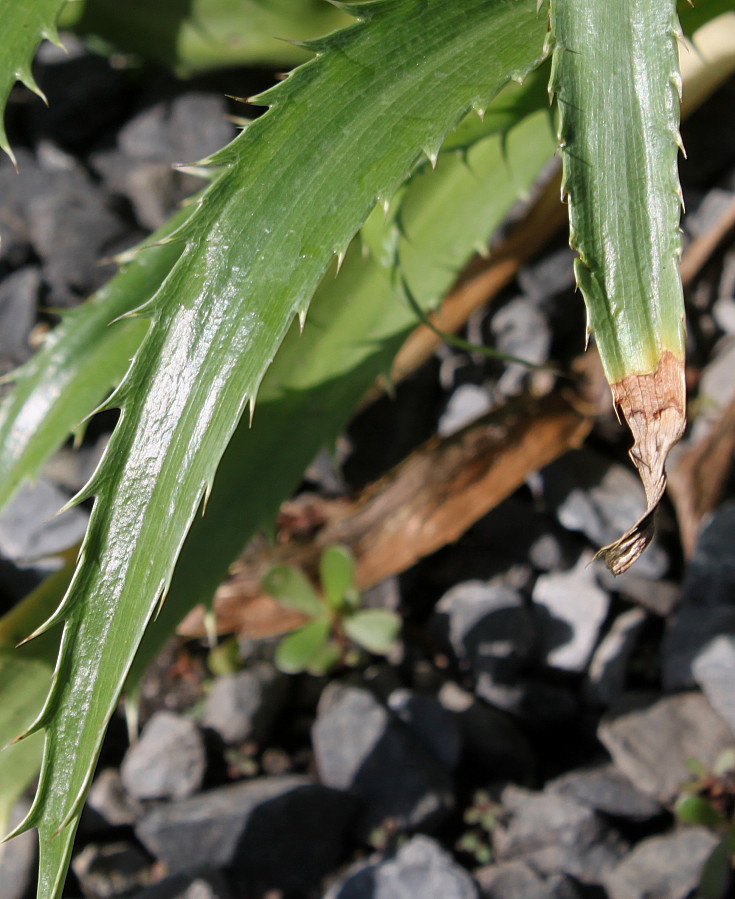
<box><xmin>540</xmin><ymin>449</ymin><xmax>668</xmax><ymax>579</ymax></box>
<box><xmin>312</xmin><ymin>684</ymin><xmax>455</xmax><ymax>840</ymax></box>
<box><xmin>71</xmin><ymin>842</ymin><xmax>152</xmax><ymax>898</ymax></box>
<box><xmin>476</xmin><ymin>678</ymin><xmax>579</xmax><ymax>728</ymax></box>
<box><xmin>121</xmin><ymin>711</ymin><xmax>206</xmax><ymax>801</ymax></box>
<box><xmin>547</xmin><ymin>764</ymin><xmax>663</xmax><ymax>821</ymax></box>
<box><xmin>32</xmin><ymin>49</ymin><xmax>130</xmax><ymax>152</ymax></box>
<box><xmin>202</xmin><ymin>663</ymin><xmax>288</xmax><ymax>747</ymax></box>
<box><xmin>0</xmin><ymin>267</ymin><xmax>40</xmax><ymax>359</ymax></box>
<box><xmin>325</xmin><ymin>835</ymin><xmax>478</xmax><ymax>899</ymax></box>
<box><xmin>492</xmin><ymin>786</ymin><xmax>625</xmax><ymax>885</ymax></box>
<box><xmin>87</xmin><ymin>768</ymin><xmax>143</xmax><ymax>827</ymax></box>
<box><xmin>664</xmin><ymin>503</ymin><xmax>735</xmax><ymax>689</ymax></box>
<box><xmin>136</xmin><ymin>775</ymin><xmax>356</xmax><ymax>894</ymax></box>
<box><xmin>437</xmin><ymin>683</ymin><xmax>535</xmax><ymax>781</ymax></box>
<box><xmin>132</xmin><ymin>867</ymin><xmax>232</xmax><ymax>899</ymax></box>
<box><xmin>475</xmin><ymin>860</ymin><xmax>581</xmax><ymax>899</ymax></box>
<box><xmin>28</xmin><ymin>180</ymin><xmax>127</xmax><ymax>305</ymax></box>
<box><xmin>598</xmin><ymin>692</ymin><xmax>734</xmax><ymax>803</ymax></box>
<box><xmin>604</xmin><ymin>827</ymin><xmax>719</xmax><ymax>899</ymax></box>
<box><xmin>692</xmin><ymin>635</ymin><xmax>735</xmax><ymax>738</ymax></box>
<box><xmin>532</xmin><ymin>553</ymin><xmax>610</xmax><ymax>673</ymax></box>
<box><xmin>0</xmin><ymin>478</ymin><xmax>88</xmax><ymax>561</ymax></box>
<box><xmin>387</xmin><ymin>688</ymin><xmax>462</xmax><ymax>770</ymax></box>
<box><xmin>0</xmin><ymin>801</ymin><xmax>36</xmax><ymax>899</ymax></box>
<box><xmin>433</xmin><ymin>580</ymin><xmax>535</xmax><ymax>696</ymax></box>
<box><xmin>438</xmin><ymin>385</ymin><xmax>493</xmax><ymax>437</ymax></box>
<box><xmin>585</xmin><ymin>607</ymin><xmax>646</xmax><ymax>706</ymax></box>
<box><xmin>93</xmin><ymin>93</ymin><xmax>235</xmax><ymax>229</ymax></box>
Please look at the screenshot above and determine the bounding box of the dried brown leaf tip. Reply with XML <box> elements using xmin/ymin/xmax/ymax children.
<box><xmin>596</xmin><ymin>351</ymin><xmax>686</xmax><ymax>575</ymax></box>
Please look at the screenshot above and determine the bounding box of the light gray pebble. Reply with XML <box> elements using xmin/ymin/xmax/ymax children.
<box><xmin>547</xmin><ymin>764</ymin><xmax>663</xmax><ymax>821</ymax></box>
<box><xmin>492</xmin><ymin>786</ymin><xmax>625</xmax><ymax>885</ymax></box>
<box><xmin>598</xmin><ymin>692</ymin><xmax>734</xmax><ymax>804</ymax></box>
<box><xmin>121</xmin><ymin>711</ymin><xmax>206</xmax><ymax>801</ymax></box>
<box><xmin>604</xmin><ymin>827</ymin><xmax>719</xmax><ymax>899</ymax></box>
<box><xmin>476</xmin><ymin>860</ymin><xmax>581</xmax><ymax>899</ymax></box>
<box><xmin>532</xmin><ymin>553</ymin><xmax>610</xmax><ymax>673</ymax></box>
<box><xmin>325</xmin><ymin>835</ymin><xmax>479</xmax><ymax>899</ymax></box>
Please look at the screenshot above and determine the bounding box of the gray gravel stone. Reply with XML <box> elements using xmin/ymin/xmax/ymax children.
<box><xmin>0</xmin><ymin>801</ymin><xmax>36</xmax><ymax>899</ymax></box>
<box><xmin>0</xmin><ymin>478</ymin><xmax>88</xmax><ymax>561</ymax></box>
<box><xmin>132</xmin><ymin>868</ymin><xmax>232</xmax><ymax>899</ymax></box>
<box><xmin>437</xmin><ymin>682</ymin><xmax>535</xmax><ymax>781</ymax></box>
<box><xmin>516</xmin><ymin>246</ymin><xmax>576</xmax><ymax>304</ymax></box>
<box><xmin>604</xmin><ymin>827</ymin><xmax>719</xmax><ymax>899</ymax></box>
<box><xmin>547</xmin><ymin>764</ymin><xmax>663</xmax><ymax>821</ymax></box>
<box><xmin>93</xmin><ymin>93</ymin><xmax>235</xmax><ymax>229</ymax></box>
<box><xmin>71</xmin><ymin>842</ymin><xmax>152</xmax><ymax>898</ymax></box>
<box><xmin>664</xmin><ymin>503</ymin><xmax>735</xmax><ymax>689</ymax></box>
<box><xmin>585</xmin><ymin>607</ymin><xmax>646</xmax><ymax>706</ymax></box>
<box><xmin>325</xmin><ymin>835</ymin><xmax>478</xmax><ymax>899</ymax></box>
<box><xmin>492</xmin><ymin>786</ymin><xmax>625</xmax><ymax>885</ymax></box>
<box><xmin>433</xmin><ymin>580</ymin><xmax>535</xmax><ymax>694</ymax></box>
<box><xmin>532</xmin><ymin>553</ymin><xmax>610</xmax><ymax>673</ymax></box>
<box><xmin>136</xmin><ymin>775</ymin><xmax>355</xmax><ymax>894</ymax></box>
<box><xmin>387</xmin><ymin>688</ymin><xmax>462</xmax><ymax>770</ymax></box>
<box><xmin>312</xmin><ymin>684</ymin><xmax>455</xmax><ymax>839</ymax></box>
<box><xmin>87</xmin><ymin>768</ymin><xmax>143</xmax><ymax>827</ymax></box>
<box><xmin>121</xmin><ymin>711</ymin><xmax>206</xmax><ymax>801</ymax></box>
<box><xmin>491</xmin><ymin>297</ymin><xmax>551</xmax><ymax>396</ymax></box>
<box><xmin>475</xmin><ymin>860</ymin><xmax>581</xmax><ymax>899</ymax></box>
<box><xmin>598</xmin><ymin>692</ymin><xmax>734</xmax><ymax>803</ymax></box>
<box><xmin>0</xmin><ymin>267</ymin><xmax>40</xmax><ymax>359</ymax></box>
<box><xmin>692</xmin><ymin>635</ymin><xmax>735</xmax><ymax>737</ymax></box>
<box><xmin>202</xmin><ymin>662</ymin><xmax>288</xmax><ymax>746</ymax></box>
<box><xmin>27</xmin><ymin>178</ymin><xmax>127</xmax><ymax>305</ymax></box>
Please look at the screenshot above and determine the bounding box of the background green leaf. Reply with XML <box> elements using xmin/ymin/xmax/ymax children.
<box><xmin>261</xmin><ymin>565</ymin><xmax>324</xmax><ymax>618</ymax></box>
<box><xmin>343</xmin><ymin>609</ymin><xmax>400</xmax><ymax>655</ymax></box>
<box><xmin>275</xmin><ymin>618</ymin><xmax>331</xmax><ymax>674</ymax></box>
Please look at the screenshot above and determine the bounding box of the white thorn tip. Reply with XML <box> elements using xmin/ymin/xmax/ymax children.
<box><xmin>335</xmin><ymin>249</ymin><xmax>346</xmax><ymax>274</ymax></box>
<box><xmin>298</xmin><ymin>307</ymin><xmax>307</xmax><ymax>332</ymax></box>
<box><xmin>249</xmin><ymin>396</ymin><xmax>256</xmax><ymax>426</ymax></box>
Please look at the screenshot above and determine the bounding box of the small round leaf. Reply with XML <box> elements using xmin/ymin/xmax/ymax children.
<box><xmin>343</xmin><ymin>609</ymin><xmax>400</xmax><ymax>655</ymax></box>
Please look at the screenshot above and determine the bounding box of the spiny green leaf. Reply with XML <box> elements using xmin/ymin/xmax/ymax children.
<box><xmin>0</xmin><ymin>211</ymin><xmax>189</xmax><ymax>514</ymax></box>
<box><xmin>549</xmin><ymin>0</ymin><xmax>686</xmax><ymax>573</ymax></box>
<box><xmin>261</xmin><ymin>565</ymin><xmax>325</xmax><ymax>618</ymax></box>
<box><xmin>0</xmin><ymin>0</ymin><xmax>66</xmax><ymax>163</ymax></box>
<box><xmin>15</xmin><ymin>5</ymin><xmax>550</xmax><ymax>894</ymax></box>
<box><xmin>128</xmin><ymin>95</ymin><xmax>556</xmax><ymax>691</ymax></box>
<box><xmin>343</xmin><ymin>609</ymin><xmax>400</xmax><ymax>655</ymax></box>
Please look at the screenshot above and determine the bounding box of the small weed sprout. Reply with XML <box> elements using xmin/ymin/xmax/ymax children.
<box><xmin>261</xmin><ymin>545</ymin><xmax>401</xmax><ymax>675</ymax></box>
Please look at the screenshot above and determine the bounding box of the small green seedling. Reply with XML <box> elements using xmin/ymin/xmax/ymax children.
<box><xmin>261</xmin><ymin>545</ymin><xmax>401</xmax><ymax>676</ymax></box>
<box><xmin>675</xmin><ymin>750</ymin><xmax>735</xmax><ymax>899</ymax></box>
